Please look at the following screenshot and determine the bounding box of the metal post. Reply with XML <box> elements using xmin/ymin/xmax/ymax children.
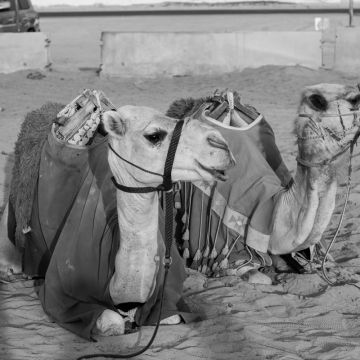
<box><xmin>349</xmin><ymin>0</ymin><xmax>354</xmax><ymax>27</ymax></box>
<box><xmin>14</xmin><ymin>0</ymin><xmax>20</xmax><ymax>32</ymax></box>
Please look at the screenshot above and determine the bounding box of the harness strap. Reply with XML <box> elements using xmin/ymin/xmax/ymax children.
<box><xmin>109</xmin><ymin>120</ymin><xmax>184</xmax><ymax>193</ymax></box>
<box><xmin>296</xmin><ymin>143</ymin><xmax>351</xmax><ymax>168</ymax></box>
<box><xmin>108</xmin><ymin>143</ymin><xmax>163</xmax><ymax>178</ymax></box>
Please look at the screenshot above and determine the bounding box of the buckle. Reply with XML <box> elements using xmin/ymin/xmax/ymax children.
<box><xmin>163</xmin><ymin>256</ymin><xmax>173</xmax><ymax>268</ymax></box>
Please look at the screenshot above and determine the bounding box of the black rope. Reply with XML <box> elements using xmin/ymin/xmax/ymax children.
<box><xmin>108</xmin><ymin>143</ymin><xmax>163</xmax><ymax>178</ymax></box>
<box><xmin>111</xmin><ymin>177</ymin><xmax>165</xmax><ymax>193</ymax></box>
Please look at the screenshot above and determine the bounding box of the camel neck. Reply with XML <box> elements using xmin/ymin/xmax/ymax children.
<box><xmin>116</xmin><ymin>189</ymin><xmax>159</xmax><ymax>229</ymax></box>
<box><xmin>109</xmin><ymin>158</ymin><xmax>162</xmax><ymax>304</ymax></box>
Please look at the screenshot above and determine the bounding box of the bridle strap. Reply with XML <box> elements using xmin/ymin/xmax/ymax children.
<box><xmin>162</xmin><ymin>119</ymin><xmax>184</xmax><ymax>191</ymax></box>
<box><xmin>110</xmin><ymin>177</ymin><xmax>165</xmax><ymax>193</ymax></box>
<box><xmin>296</xmin><ymin>107</ymin><xmax>360</xmax><ymax>167</ymax></box>
<box><xmin>109</xmin><ymin>120</ymin><xmax>184</xmax><ymax>193</ymax></box>
<box><xmin>296</xmin><ymin>143</ymin><xmax>351</xmax><ymax>168</ymax></box>
<box><xmin>108</xmin><ymin>143</ymin><xmax>163</xmax><ymax>178</ymax></box>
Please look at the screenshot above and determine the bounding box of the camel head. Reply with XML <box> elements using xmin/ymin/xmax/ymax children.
<box><xmin>295</xmin><ymin>83</ymin><xmax>360</xmax><ymax>168</ymax></box>
<box><xmin>103</xmin><ymin>105</ymin><xmax>235</xmax><ymax>187</ymax></box>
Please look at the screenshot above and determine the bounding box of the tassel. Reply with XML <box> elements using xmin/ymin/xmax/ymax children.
<box><xmin>182</xmin><ymin>212</ymin><xmax>187</xmax><ymax>224</ymax></box>
<box><xmin>200</xmin><ymin>246</ymin><xmax>210</xmax><ymax>274</ymax></box>
<box><xmin>203</xmin><ymin>245</ymin><xmax>210</xmax><ymax>258</ymax></box>
<box><xmin>191</xmin><ymin>259</ymin><xmax>200</xmax><ymax>270</ymax></box>
<box><xmin>182</xmin><ymin>247</ymin><xmax>190</xmax><ymax>260</ymax></box>
<box><xmin>201</xmin><ymin>264</ymin><xmax>208</xmax><ymax>274</ymax></box>
<box><xmin>193</xmin><ymin>249</ymin><xmax>202</xmax><ymax>261</ymax></box>
<box><xmin>219</xmin><ymin>257</ymin><xmax>229</xmax><ymax>269</ymax></box>
<box><xmin>190</xmin><ymin>249</ymin><xmax>202</xmax><ymax>270</ymax></box>
<box><xmin>221</xmin><ymin>244</ymin><xmax>229</xmax><ymax>256</ymax></box>
<box><xmin>212</xmin><ymin>262</ymin><xmax>219</xmax><ymax>272</ymax></box>
<box><xmin>174</xmin><ymin>190</ymin><xmax>181</xmax><ymax>209</ymax></box>
<box><xmin>182</xmin><ymin>239</ymin><xmax>190</xmax><ymax>260</ymax></box>
<box><xmin>210</xmin><ymin>247</ymin><xmax>218</xmax><ymax>259</ymax></box>
<box><xmin>182</xmin><ymin>228</ymin><xmax>189</xmax><ymax>241</ymax></box>
<box><xmin>213</xmin><ymin>252</ymin><xmax>225</xmax><ymax>272</ymax></box>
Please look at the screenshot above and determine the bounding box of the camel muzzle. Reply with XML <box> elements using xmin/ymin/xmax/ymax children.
<box><xmin>207</xmin><ymin>134</ymin><xmax>236</xmax><ymax>167</ymax></box>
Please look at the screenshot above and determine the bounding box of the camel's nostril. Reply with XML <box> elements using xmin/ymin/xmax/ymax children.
<box><xmin>207</xmin><ymin>134</ymin><xmax>229</xmax><ymax>152</ymax></box>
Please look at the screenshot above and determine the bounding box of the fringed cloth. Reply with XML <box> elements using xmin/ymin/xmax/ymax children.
<box><xmin>173</xmin><ymin>97</ymin><xmax>293</xmax><ymax>276</ymax></box>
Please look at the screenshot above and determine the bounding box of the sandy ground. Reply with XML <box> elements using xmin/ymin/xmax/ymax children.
<box><xmin>1</xmin><ymin>64</ymin><xmax>360</xmax><ymax>360</ymax></box>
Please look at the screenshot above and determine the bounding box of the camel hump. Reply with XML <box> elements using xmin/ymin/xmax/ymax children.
<box><xmin>9</xmin><ymin>102</ymin><xmax>64</xmax><ymax>249</ymax></box>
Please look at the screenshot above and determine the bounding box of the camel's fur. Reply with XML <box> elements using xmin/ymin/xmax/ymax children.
<box><xmin>9</xmin><ymin>103</ymin><xmax>64</xmax><ymax>249</ymax></box>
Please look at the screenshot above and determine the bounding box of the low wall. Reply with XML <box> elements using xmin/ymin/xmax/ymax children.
<box><xmin>334</xmin><ymin>27</ymin><xmax>360</xmax><ymax>73</ymax></box>
<box><xmin>0</xmin><ymin>33</ymin><xmax>50</xmax><ymax>74</ymax></box>
<box><xmin>100</xmin><ymin>31</ymin><xmax>322</xmax><ymax>77</ymax></box>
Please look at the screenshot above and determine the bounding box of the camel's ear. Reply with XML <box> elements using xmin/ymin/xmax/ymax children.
<box><xmin>102</xmin><ymin>110</ymin><xmax>126</xmax><ymax>137</ymax></box>
<box><xmin>306</xmin><ymin>92</ymin><xmax>328</xmax><ymax>112</ymax></box>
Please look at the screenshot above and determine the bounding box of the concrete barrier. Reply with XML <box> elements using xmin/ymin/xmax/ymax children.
<box><xmin>334</xmin><ymin>27</ymin><xmax>360</xmax><ymax>74</ymax></box>
<box><xmin>100</xmin><ymin>31</ymin><xmax>322</xmax><ymax>77</ymax></box>
<box><xmin>0</xmin><ymin>33</ymin><xmax>50</xmax><ymax>74</ymax></box>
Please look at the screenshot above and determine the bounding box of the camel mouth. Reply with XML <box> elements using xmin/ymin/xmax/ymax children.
<box><xmin>197</xmin><ymin>162</ymin><xmax>229</xmax><ymax>181</ymax></box>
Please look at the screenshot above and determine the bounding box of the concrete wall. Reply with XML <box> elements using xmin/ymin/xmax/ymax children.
<box><xmin>100</xmin><ymin>31</ymin><xmax>322</xmax><ymax>77</ymax></box>
<box><xmin>334</xmin><ymin>27</ymin><xmax>360</xmax><ymax>74</ymax></box>
<box><xmin>0</xmin><ymin>33</ymin><xmax>50</xmax><ymax>74</ymax></box>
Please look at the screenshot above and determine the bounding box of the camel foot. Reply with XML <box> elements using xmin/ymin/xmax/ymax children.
<box><xmin>160</xmin><ymin>314</ymin><xmax>181</xmax><ymax>325</ymax></box>
<box><xmin>94</xmin><ymin>309</ymin><xmax>126</xmax><ymax>336</ymax></box>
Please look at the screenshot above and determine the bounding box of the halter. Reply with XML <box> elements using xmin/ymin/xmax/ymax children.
<box><xmin>77</xmin><ymin>119</ymin><xmax>184</xmax><ymax>360</ymax></box>
<box><xmin>296</xmin><ymin>106</ymin><xmax>360</xmax><ymax>168</ymax></box>
<box><xmin>109</xmin><ymin>119</ymin><xmax>184</xmax><ymax>193</ymax></box>
<box><xmin>295</xmin><ymin>105</ymin><xmax>360</xmax><ymax>288</ymax></box>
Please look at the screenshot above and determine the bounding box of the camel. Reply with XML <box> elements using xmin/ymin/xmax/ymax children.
<box><xmin>0</xmin><ymin>91</ymin><xmax>234</xmax><ymax>339</ymax></box>
<box><xmin>166</xmin><ymin>84</ymin><xmax>360</xmax><ymax>279</ymax></box>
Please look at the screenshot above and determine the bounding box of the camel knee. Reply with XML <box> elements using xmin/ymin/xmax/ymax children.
<box><xmin>246</xmin><ymin>269</ymin><xmax>272</xmax><ymax>285</ymax></box>
<box><xmin>94</xmin><ymin>309</ymin><xmax>125</xmax><ymax>336</ymax></box>
<box><xmin>160</xmin><ymin>314</ymin><xmax>181</xmax><ymax>325</ymax></box>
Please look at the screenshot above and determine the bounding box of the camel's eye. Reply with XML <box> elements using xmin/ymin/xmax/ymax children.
<box><xmin>144</xmin><ymin>130</ymin><xmax>167</xmax><ymax>145</ymax></box>
<box><xmin>307</xmin><ymin>93</ymin><xmax>328</xmax><ymax>112</ymax></box>
<box><xmin>347</xmin><ymin>94</ymin><xmax>360</xmax><ymax>109</ymax></box>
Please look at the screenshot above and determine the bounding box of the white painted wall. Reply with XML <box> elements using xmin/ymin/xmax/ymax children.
<box><xmin>334</xmin><ymin>27</ymin><xmax>360</xmax><ymax>74</ymax></box>
<box><xmin>0</xmin><ymin>33</ymin><xmax>51</xmax><ymax>73</ymax></box>
<box><xmin>100</xmin><ymin>31</ymin><xmax>322</xmax><ymax>77</ymax></box>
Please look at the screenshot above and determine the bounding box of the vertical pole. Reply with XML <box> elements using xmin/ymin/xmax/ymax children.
<box><xmin>349</xmin><ymin>0</ymin><xmax>354</xmax><ymax>27</ymax></box>
<box><xmin>14</xmin><ymin>0</ymin><xmax>20</xmax><ymax>32</ymax></box>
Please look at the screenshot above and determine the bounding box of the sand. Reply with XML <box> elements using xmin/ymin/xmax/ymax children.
<box><xmin>1</xmin><ymin>65</ymin><xmax>360</xmax><ymax>360</ymax></box>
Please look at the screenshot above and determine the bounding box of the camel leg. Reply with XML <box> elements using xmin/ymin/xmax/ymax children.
<box><xmin>94</xmin><ymin>309</ymin><xmax>126</xmax><ymax>336</ymax></box>
<box><xmin>160</xmin><ymin>314</ymin><xmax>181</xmax><ymax>325</ymax></box>
<box><xmin>95</xmin><ymin>310</ymin><xmax>181</xmax><ymax>336</ymax></box>
<box><xmin>0</xmin><ymin>203</ymin><xmax>22</xmax><ymax>280</ymax></box>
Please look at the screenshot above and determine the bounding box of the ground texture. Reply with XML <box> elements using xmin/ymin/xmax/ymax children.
<box><xmin>1</xmin><ymin>65</ymin><xmax>360</xmax><ymax>360</ymax></box>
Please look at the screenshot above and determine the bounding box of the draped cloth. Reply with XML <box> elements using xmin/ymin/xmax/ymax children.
<box><xmin>177</xmin><ymin>104</ymin><xmax>292</xmax><ymax>274</ymax></box>
<box><xmin>9</xmin><ymin>124</ymin><xmax>195</xmax><ymax>340</ymax></box>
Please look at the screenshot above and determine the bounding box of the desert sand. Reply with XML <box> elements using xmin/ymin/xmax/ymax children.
<box><xmin>1</xmin><ymin>64</ymin><xmax>360</xmax><ymax>360</ymax></box>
